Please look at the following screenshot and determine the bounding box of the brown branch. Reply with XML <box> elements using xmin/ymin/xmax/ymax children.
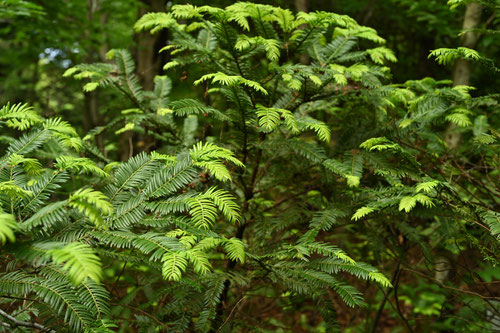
<box><xmin>0</xmin><ymin>309</ymin><xmax>55</xmax><ymax>333</ymax></box>
<box><xmin>370</xmin><ymin>260</ymin><xmax>403</xmax><ymax>333</ymax></box>
<box><xmin>263</xmin><ymin>186</ymin><xmax>318</xmax><ymax>212</ymax></box>
<box><xmin>403</xmin><ymin>268</ymin><xmax>500</xmax><ymax>300</ymax></box>
<box><xmin>216</xmin><ymin>296</ymin><xmax>247</xmax><ymax>333</ymax></box>
<box><xmin>110</xmin><ymin>302</ymin><xmax>168</xmax><ymax>328</ymax></box>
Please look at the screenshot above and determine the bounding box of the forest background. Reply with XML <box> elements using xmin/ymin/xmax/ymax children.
<box><xmin>0</xmin><ymin>0</ymin><xmax>499</xmax><ymax>332</ymax></box>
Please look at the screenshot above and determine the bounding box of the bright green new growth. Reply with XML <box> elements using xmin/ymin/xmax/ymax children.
<box><xmin>0</xmin><ymin>100</ymin><xmax>248</xmax><ymax>331</ymax></box>
<box><xmin>49</xmin><ymin>243</ymin><xmax>103</xmax><ymax>284</ymax></box>
<box><xmin>1</xmin><ymin>1</ymin><xmax>498</xmax><ymax>332</ymax></box>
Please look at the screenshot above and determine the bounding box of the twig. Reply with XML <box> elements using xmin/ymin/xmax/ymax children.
<box><xmin>109</xmin><ymin>262</ymin><xmax>127</xmax><ymax>296</ymax></box>
<box><xmin>393</xmin><ymin>267</ymin><xmax>414</xmax><ymax>332</ymax></box>
<box><xmin>370</xmin><ymin>260</ymin><xmax>402</xmax><ymax>333</ymax></box>
<box><xmin>263</xmin><ymin>186</ymin><xmax>318</xmax><ymax>212</ymax></box>
<box><xmin>403</xmin><ymin>267</ymin><xmax>500</xmax><ymax>300</ymax></box>
<box><xmin>0</xmin><ymin>309</ymin><xmax>55</xmax><ymax>332</ymax></box>
<box><xmin>110</xmin><ymin>302</ymin><xmax>168</xmax><ymax>328</ymax></box>
<box><xmin>216</xmin><ymin>296</ymin><xmax>247</xmax><ymax>333</ymax></box>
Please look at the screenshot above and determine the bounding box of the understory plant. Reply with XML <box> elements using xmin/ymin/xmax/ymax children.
<box><xmin>1</xmin><ymin>2</ymin><xmax>499</xmax><ymax>332</ymax></box>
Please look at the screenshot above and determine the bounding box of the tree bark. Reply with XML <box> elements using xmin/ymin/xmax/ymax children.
<box><xmin>295</xmin><ymin>0</ymin><xmax>309</xmax><ymax>64</ymax></box>
<box><xmin>136</xmin><ymin>0</ymin><xmax>165</xmax><ymax>90</ymax></box>
<box><xmin>83</xmin><ymin>0</ymin><xmax>104</xmax><ymax>152</ymax></box>
<box><xmin>294</xmin><ymin>0</ymin><xmax>308</xmax><ymax>13</ymax></box>
<box><xmin>452</xmin><ymin>3</ymin><xmax>483</xmax><ymax>87</ymax></box>
<box><xmin>359</xmin><ymin>0</ymin><xmax>377</xmax><ymax>26</ymax></box>
<box><xmin>446</xmin><ymin>3</ymin><xmax>483</xmax><ymax>149</ymax></box>
<box><xmin>119</xmin><ymin>0</ymin><xmax>166</xmax><ymax>161</ymax></box>
<box><xmin>417</xmin><ymin>36</ymin><xmax>434</xmax><ymax>78</ymax></box>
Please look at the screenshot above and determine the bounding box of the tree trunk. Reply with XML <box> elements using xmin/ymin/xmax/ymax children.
<box><xmin>119</xmin><ymin>0</ymin><xmax>166</xmax><ymax>161</ymax></box>
<box><xmin>359</xmin><ymin>0</ymin><xmax>377</xmax><ymax>26</ymax></box>
<box><xmin>295</xmin><ymin>0</ymin><xmax>309</xmax><ymax>64</ymax></box>
<box><xmin>452</xmin><ymin>3</ymin><xmax>483</xmax><ymax>87</ymax></box>
<box><xmin>446</xmin><ymin>3</ymin><xmax>483</xmax><ymax>149</ymax></box>
<box><xmin>136</xmin><ymin>0</ymin><xmax>165</xmax><ymax>90</ymax></box>
<box><xmin>439</xmin><ymin>4</ymin><xmax>484</xmax><ymax>320</ymax></box>
<box><xmin>417</xmin><ymin>36</ymin><xmax>434</xmax><ymax>78</ymax></box>
<box><xmin>84</xmin><ymin>0</ymin><xmax>104</xmax><ymax>152</ymax></box>
<box><xmin>294</xmin><ymin>0</ymin><xmax>308</xmax><ymax>13</ymax></box>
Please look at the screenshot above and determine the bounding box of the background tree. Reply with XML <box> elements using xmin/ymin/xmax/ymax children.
<box><xmin>0</xmin><ymin>0</ymin><xmax>499</xmax><ymax>332</ymax></box>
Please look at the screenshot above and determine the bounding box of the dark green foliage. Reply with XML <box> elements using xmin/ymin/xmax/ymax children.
<box><xmin>0</xmin><ymin>1</ymin><xmax>499</xmax><ymax>332</ymax></box>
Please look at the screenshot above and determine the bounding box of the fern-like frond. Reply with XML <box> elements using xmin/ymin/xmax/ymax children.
<box><xmin>8</xmin><ymin>153</ymin><xmax>43</xmax><ymax>175</ymax></box>
<box><xmin>190</xmin><ymin>142</ymin><xmax>244</xmax><ymax>181</ymax></box>
<box><xmin>223</xmin><ymin>237</ymin><xmax>245</xmax><ymax>263</ymax></box>
<box><xmin>0</xmin><ymin>102</ymin><xmax>42</xmax><ymax>130</ymax></box>
<box><xmin>169</xmin><ymin>99</ymin><xmax>230</xmax><ymax>121</ymax></box>
<box><xmin>429</xmin><ymin>47</ymin><xmax>480</xmax><ymax>65</ymax></box>
<box><xmin>68</xmin><ymin>189</ymin><xmax>113</xmax><ymax>229</ymax></box>
<box><xmin>20</xmin><ymin>200</ymin><xmax>67</xmax><ymax>231</ymax></box>
<box><xmin>296</xmin><ymin>117</ymin><xmax>331</xmax><ymax>142</ymax></box>
<box><xmin>19</xmin><ymin>171</ymin><xmax>68</xmax><ymax>216</ymax></box>
<box><xmin>162</xmin><ymin>252</ymin><xmax>188</xmax><ymax>281</ymax></box>
<box><xmin>203</xmin><ymin>187</ymin><xmax>241</xmax><ymax>224</ymax></box>
<box><xmin>134</xmin><ymin>12</ymin><xmax>177</xmax><ymax>33</ymax></box>
<box><xmin>49</xmin><ymin>242</ymin><xmax>103</xmax><ymax>284</ymax></box>
<box><xmin>0</xmin><ymin>211</ymin><xmax>17</xmax><ymax>245</ymax></box>
<box><xmin>0</xmin><ymin>272</ymin><xmax>96</xmax><ymax>331</ymax></box>
<box><xmin>187</xmin><ymin>196</ymin><xmax>218</xmax><ymax>229</ymax></box>
<box><xmin>194</xmin><ymin>72</ymin><xmax>268</xmax><ymax>95</ymax></box>
<box><xmin>55</xmin><ymin>156</ymin><xmax>108</xmax><ymax>178</ymax></box>
<box><xmin>107</xmin><ymin>152</ymin><xmax>159</xmax><ymax>201</ymax></box>
<box><xmin>6</xmin><ymin>128</ymin><xmax>51</xmax><ymax>157</ymax></box>
<box><xmin>0</xmin><ymin>181</ymin><xmax>32</xmax><ymax>200</ymax></box>
<box><xmin>144</xmin><ymin>156</ymin><xmax>198</xmax><ymax>198</ymax></box>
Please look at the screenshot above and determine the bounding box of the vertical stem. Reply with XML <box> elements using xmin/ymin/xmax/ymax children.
<box><xmin>370</xmin><ymin>260</ymin><xmax>402</xmax><ymax>333</ymax></box>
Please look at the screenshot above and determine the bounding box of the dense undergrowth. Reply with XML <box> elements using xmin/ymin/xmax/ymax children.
<box><xmin>0</xmin><ymin>1</ymin><xmax>499</xmax><ymax>332</ymax></box>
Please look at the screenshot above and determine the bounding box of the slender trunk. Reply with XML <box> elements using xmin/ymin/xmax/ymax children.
<box><xmin>294</xmin><ymin>0</ymin><xmax>308</xmax><ymax>13</ymax></box>
<box><xmin>359</xmin><ymin>0</ymin><xmax>377</xmax><ymax>26</ymax></box>
<box><xmin>98</xmin><ymin>13</ymin><xmax>109</xmax><ymax>62</ymax></box>
<box><xmin>452</xmin><ymin>3</ymin><xmax>483</xmax><ymax>86</ymax></box>
<box><xmin>295</xmin><ymin>0</ymin><xmax>309</xmax><ymax>64</ymax></box>
<box><xmin>371</xmin><ymin>260</ymin><xmax>402</xmax><ymax>333</ymax></box>
<box><xmin>83</xmin><ymin>0</ymin><xmax>104</xmax><ymax>152</ymax></box>
<box><xmin>119</xmin><ymin>0</ymin><xmax>165</xmax><ymax>160</ymax></box>
<box><xmin>417</xmin><ymin>36</ymin><xmax>434</xmax><ymax>78</ymax></box>
<box><xmin>136</xmin><ymin>0</ymin><xmax>165</xmax><ymax>90</ymax></box>
<box><xmin>446</xmin><ymin>3</ymin><xmax>483</xmax><ymax>149</ymax></box>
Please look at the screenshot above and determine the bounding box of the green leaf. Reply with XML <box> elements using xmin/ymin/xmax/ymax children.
<box><xmin>194</xmin><ymin>72</ymin><xmax>268</xmax><ymax>95</ymax></box>
<box><xmin>0</xmin><ymin>181</ymin><xmax>32</xmax><ymax>200</ymax></box>
<box><xmin>415</xmin><ymin>180</ymin><xmax>439</xmax><ymax>193</ymax></box>
<box><xmin>162</xmin><ymin>252</ymin><xmax>188</xmax><ymax>281</ymax></box>
<box><xmin>55</xmin><ymin>156</ymin><xmax>108</xmax><ymax>178</ymax></box>
<box><xmin>224</xmin><ymin>238</ymin><xmax>245</xmax><ymax>263</ymax></box>
<box><xmin>445</xmin><ymin>113</ymin><xmax>472</xmax><ymax>127</ymax></box>
<box><xmin>399</xmin><ymin>196</ymin><xmax>417</xmax><ymax>213</ymax></box>
<box><xmin>473</xmin><ymin>115</ymin><xmax>488</xmax><ymax>136</ymax></box>
<box><xmin>49</xmin><ymin>243</ymin><xmax>103</xmax><ymax>284</ymax></box>
<box><xmin>429</xmin><ymin>47</ymin><xmax>480</xmax><ymax>65</ymax></box>
<box><xmin>83</xmin><ymin>82</ymin><xmax>99</xmax><ymax>92</ymax></box>
<box><xmin>297</xmin><ymin>117</ymin><xmax>331</xmax><ymax>142</ymax></box>
<box><xmin>352</xmin><ymin>207</ymin><xmax>375</xmax><ymax>221</ymax></box>
<box><xmin>0</xmin><ymin>212</ymin><xmax>17</xmax><ymax>245</ymax></box>
<box><xmin>367</xmin><ymin>47</ymin><xmax>397</xmax><ymax>64</ymax></box>
<box><xmin>68</xmin><ymin>189</ymin><xmax>113</xmax><ymax>229</ymax></box>
<box><xmin>0</xmin><ymin>103</ymin><xmax>42</xmax><ymax>130</ymax></box>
